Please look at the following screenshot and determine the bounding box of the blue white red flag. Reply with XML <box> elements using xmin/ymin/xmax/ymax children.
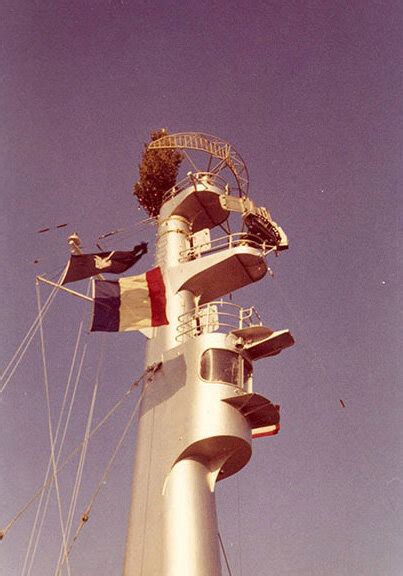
<box><xmin>90</xmin><ymin>267</ymin><xmax>168</xmax><ymax>332</ymax></box>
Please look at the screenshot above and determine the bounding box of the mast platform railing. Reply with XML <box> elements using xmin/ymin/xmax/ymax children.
<box><xmin>177</xmin><ymin>301</ymin><xmax>262</xmax><ymax>342</ymax></box>
<box><xmin>148</xmin><ymin>132</ymin><xmax>249</xmax><ymax>197</ymax></box>
<box><xmin>180</xmin><ymin>232</ymin><xmax>274</xmax><ymax>262</ymax></box>
<box><xmin>162</xmin><ymin>171</ymin><xmax>229</xmax><ymax>205</ymax></box>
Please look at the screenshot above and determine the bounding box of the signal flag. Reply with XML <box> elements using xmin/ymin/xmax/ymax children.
<box><xmin>62</xmin><ymin>243</ymin><xmax>147</xmax><ymax>285</ymax></box>
<box><xmin>90</xmin><ymin>267</ymin><xmax>168</xmax><ymax>332</ymax></box>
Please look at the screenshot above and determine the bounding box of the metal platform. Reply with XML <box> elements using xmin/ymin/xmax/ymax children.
<box><xmin>168</xmin><ymin>233</ymin><xmax>269</xmax><ymax>304</ymax></box>
<box><xmin>179</xmin><ymin>232</ymin><xmax>274</xmax><ymax>261</ymax></box>
<box><xmin>232</xmin><ymin>327</ymin><xmax>295</xmax><ymax>360</ymax></box>
<box><xmin>177</xmin><ymin>301</ymin><xmax>262</xmax><ymax>341</ymax></box>
<box><xmin>159</xmin><ymin>173</ymin><xmax>230</xmax><ymax>231</ymax></box>
<box><xmin>223</xmin><ymin>393</ymin><xmax>280</xmax><ymax>437</ymax></box>
<box><xmin>176</xmin><ymin>301</ymin><xmax>295</xmax><ymax>359</ymax></box>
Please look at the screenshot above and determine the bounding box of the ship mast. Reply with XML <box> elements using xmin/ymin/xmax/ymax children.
<box><xmin>124</xmin><ymin>133</ymin><xmax>294</xmax><ymax>575</ymax></box>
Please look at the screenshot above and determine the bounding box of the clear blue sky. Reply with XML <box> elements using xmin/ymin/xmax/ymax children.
<box><xmin>1</xmin><ymin>1</ymin><xmax>401</xmax><ymax>574</ymax></box>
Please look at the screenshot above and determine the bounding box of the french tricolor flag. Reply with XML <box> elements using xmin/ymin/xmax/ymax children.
<box><xmin>90</xmin><ymin>267</ymin><xmax>168</xmax><ymax>332</ymax></box>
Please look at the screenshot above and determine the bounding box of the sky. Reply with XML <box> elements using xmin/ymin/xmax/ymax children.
<box><xmin>0</xmin><ymin>0</ymin><xmax>401</xmax><ymax>574</ymax></box>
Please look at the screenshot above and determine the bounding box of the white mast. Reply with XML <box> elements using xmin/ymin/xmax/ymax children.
<box><xmin>124</xmin><ymin>134</ymin><xmax>294</xmax><ymax>575</ymax></box>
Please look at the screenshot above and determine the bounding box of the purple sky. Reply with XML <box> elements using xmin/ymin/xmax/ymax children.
<box><xmin>1</xmin><ymin>1</ymin><xmax>401</xmax><ymax>574</ymax></box>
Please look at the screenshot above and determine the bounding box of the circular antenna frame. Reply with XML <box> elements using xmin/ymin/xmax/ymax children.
<box><xmin>147</xmin><ymin>132</ymin><xmax>249</xmax><ymax>198</ymax></box>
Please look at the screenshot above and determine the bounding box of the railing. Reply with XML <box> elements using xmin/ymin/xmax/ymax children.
<box><xmin>148</xmin><ymin>132</ymin><xmax>249</xmax><ymax>198</ymax></box>
<box><xmin>180</xmin><ymin>232</ymin><xmax>275</xmax><ymax>262</ymax></box>
<box><xmin>161</xmin><ymin>171</ymin><xmax>229</xmax><ymax>205</ymax></box>
<box><xmin>177</xmin><ymin>301</ymin><xmax>262</xmax><ymax>341</ymax></box>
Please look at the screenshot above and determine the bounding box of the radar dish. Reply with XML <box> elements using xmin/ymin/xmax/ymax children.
<box><xmin>147</xmin><ymin>132</ymin><xmax>249</xmax><ymax>198</ymax></box>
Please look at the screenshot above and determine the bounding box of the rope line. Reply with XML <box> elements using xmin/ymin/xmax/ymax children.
<box><xmin>13</xmin><ymin>303</ymin><xmax>88</xmax><ymax>571</ymax></box>
<box><xmin>0</xmin><ymin>274</ymin><xmax>62</xmax><ymax>395</ymax></box>
<box><xmin>54</xmin><ymin>380</ymin><xmax>97</xmax><ymax>575</ymax></box>
<box><xmin>26</xmin><ymin>344</ymin><xmax>88</xmax><ymax>576</ymax></box>
<box><xmin>22</xmin><ymin>279</ymin><xmax>90</xmax><ymax>576</ymax></box>
<box><xmin>1</xmin><ymin>367</ymin><xmax>152</xmax><ymax>539</ymax></box>
<box><xmin>22</xmin><ymin>282</ymin><xmax>72</xmax><ymax>576</ymax></box>
<box><xmin>97</xmin><ymin>216</ymin><xmax>157</xmax><ymax>248</ymax></box>
<box><xmin>56</xmin><ymin>364</ymin><xmax>160</xmax><ymax>571</ymax></box>
<box><xmin>236</xmin><ymin>475</ymin><xmax>243</xmax><ymax>576</ymax></box>
<box><xmin>54</xmin><ymin>336</ymin><xmax>106</xmax><ymax>575</ymax></box>
<box><xmin>218</xmin><ymin>531</ymin><xmax>234</xmax><ymax>576</ymax></box>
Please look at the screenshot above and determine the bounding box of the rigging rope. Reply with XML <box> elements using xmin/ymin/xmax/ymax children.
<box><xmin>22</xmin><ymin>279</ymin><xmax>90</xmax><ymax>576</ymax></box>
<box><xmin>54</xmin><ymin>388</ymin><xmax>96</xmax><ymax>574</ymax></box>
<box><xmin>26</xmin><ymin>344</ymin><xmax>88</xmax><ymax>576</ymax></box>
<box><xmin>0</xmin><ymin>271</ymin><xmax>63</xmax><ymax>395</ymax></box>
<box><xmin>218</xmin><ymin>531</ymin><xmax>234</xmax><ymax>576</ymax></box>
<box><xmin>56</xmin><ymin>363</ymin><xmax>161</xmax><ymax>573</ymax></box>
<box><xmin>53</xmin><ymin>336</ymin><xmax>106</xmax><ymax>575</ymax></box>
<box><xmin>236</xmin><ymin>475</ymin><xmax>243</xmax><ymax>576</ymax></box>
<box><xmin>1</xmin><ymin>366</ymin><xmax>153</xmax><ymax>540</ymax></box>
<box><xmin>29</xmin><ymin>280</ymin><xmax>92</xmax><ymax>571</ymax></box>
<box><xmin>97</xmin><ymin>215</ymin><xmax>157</xmax><ymax>249</ymax></box>
<box><xmin>22</xmin><ymin>281</ymin><xmax>72</xmax><ymax>576</ymax></box>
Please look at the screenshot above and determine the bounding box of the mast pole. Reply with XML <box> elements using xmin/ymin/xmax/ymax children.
<box><xmin>124</xmin><ymin>212</ymin><xmax>227</xmax><ymax>575</ymax></box>
<box><xmin>124</xmin><ymin>135</ymin><xmax>293</xmax><ymax>575</ymax></box>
